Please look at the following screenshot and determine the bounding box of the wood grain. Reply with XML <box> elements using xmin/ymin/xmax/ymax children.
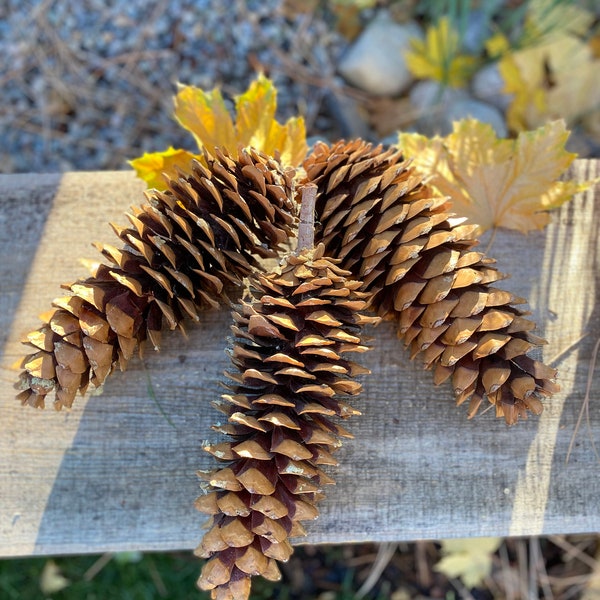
<box><xmin>0</xmin><ymin>165</ymin><xmax>598</xmax><ymax>557</ymax></box>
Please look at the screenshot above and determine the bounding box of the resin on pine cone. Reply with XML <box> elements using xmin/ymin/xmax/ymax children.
<box><xmin>195</xmin><ymin>243</ymin><xmax>379</xmax><ymax>600</ymax></box>
<box><xmin>16</xmin><ymin>147</ymin><xmax>296</xmax><ymax>410</ymax></box>
<box><xmin>302</xmin><ymin>139</ymin><xmax>558</xmax><ymax>425</ymax></box>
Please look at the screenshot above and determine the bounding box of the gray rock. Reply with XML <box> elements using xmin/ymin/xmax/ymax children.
<box><xmin>445</xmin><ymin>98</ymin><xmax>508</xmax><ymax>137</ymax></box>
<box><xmin>324</xmin><ymin>80</ymin><xmax>373</xmax><ymax>140</ymax></box>
<box><xmin>409</xmin><ymin>80</ymin><xmax>469</xmax><ymax>110</ymax></box>
<box><xmin>462</xmin><ymin>9</ymin><xmax>492</xmax><ymax>54</ymax></box>
<box><xmin>409</xmin><ymin>80</ymin><xmax>507</xmax><ymax>137</ymax></box>
<box><xmin>566</xmin><ymin>125</ymin><xmax>600</xmax><ymax>158</ymax></box>
<box><xmin>338</xmin><ymin>12</ymin><xmax>423</xmax><ymax>97</ymax></box>
<box><xmin>408</xmin><ymin>80</ymin><xmax>468</xmax><ymax>135</ymax></box>
<box><xmin>471</xmin><ymin>63</ymin><xmax>513</xmax><ymax>112</ymax></box>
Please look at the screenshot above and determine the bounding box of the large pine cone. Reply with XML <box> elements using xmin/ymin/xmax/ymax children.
<box><xmin>17</xmin><ymin>147</ymin><xmax>296</xmax><ymax>410</ymax></box>
<box><xmin>302</xmin><ymin>140</ymin><xmax>558</xmax><ymax>425</ymax></box>
<box><xmin>195</xmin><ymin>243</ymin><xmax>378</xmax><ymax>599</ymax></box>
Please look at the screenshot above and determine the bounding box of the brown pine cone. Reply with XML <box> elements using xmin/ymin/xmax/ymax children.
<box><xmin>16</xmin><ymin>147</ymin><xmax>296</xmax><ymax>410</ymax></box>
<box><xmin>195</xmin><ymin>243</ymin><xmax>379</xmax><ymax>599</ymax></box>
<box><xmin>302</xmin><ymin>139</ymin><xmax>558</xmax><ymax>425</ymax></box>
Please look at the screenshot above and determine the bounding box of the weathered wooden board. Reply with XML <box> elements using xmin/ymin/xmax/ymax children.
<box><xmin>1</xmin><ymin>164</ymin><xmax>599</xmax><ymax>557</ymax></box>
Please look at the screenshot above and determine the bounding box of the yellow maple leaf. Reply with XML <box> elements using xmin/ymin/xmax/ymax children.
<box><xmin>405</xmin><ymin>17</ymin><xmax>478</xmax><ymax>87</ymax></box>
<box><xmin>233</xmin><ymin>74</ymin><xmax>308</xmax><ymax>168</ymax></box>
<box><xmin>40</xmin><ymin>560</ymin><xmax>70</xmax><ymax>595</ymax></box>
<box><xmin>173</xmin><ymin>84</ymin><xmax>238</xmax><ymax>156</ymax></box>
<box><xmin>398</xmin><ymin>119</ymin><xmax>593</xmax><ymax>234</ymax></box>
<box><xmin>499</xmin><ymin>34</ymin><xmax>600</xmax><ymax>132</ymax></box>
<box><xmin>173</xmin><ymin>73</ymin><xmax>307</xmax><ymax>167</ymax></box>
<box><xmin>129</xmin><ymin>146</ymin><xmax>199</xmax><ymax>191</ymax></box>
<box><xmin>132</xmin><ymin>75</ymin><xmax>307</xmax><ymax>188</ymax></box>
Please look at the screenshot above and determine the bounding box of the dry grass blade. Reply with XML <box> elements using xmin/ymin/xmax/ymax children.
<box><xmin>548</xmin><ymin>536</ymin><xmax>599</xmax><ymax>572</ymax></box>
<box><xmin>566</xmin><ymin>336</ymin><xmax>600</xmax><ymax>464</ymax></box>
<box><xmin>530</xmin><ymin>537</ymin><xmax>554</xmax><ymax>600</ymax></box>
<box><xmin>499</xmin><ymin>542</ymin><xmax>516</xmax><ymax>600</ymax></box>
<box><xmin>355</xmin><ymin>542</ymin><xmax>397</xmax><ymax>600</ymax></box>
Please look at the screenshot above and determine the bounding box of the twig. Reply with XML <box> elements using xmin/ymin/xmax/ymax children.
<box><xmin>516</xmin><ymin>538</ymin><xmax>530</xmax><ymax>600</ymax></box>
<box><xmin>415</xmin><ymin>540</ymin><xmax>432</xmax><ymax>589</ymax></box>
<box><xmin>499</xmin><ymin>542</ymin><xmax>516</xmax><ymax>600</ymax></box>
<box><xmin>449</xmin><ymin>576</ymin><xmax>477</xmax><ymax>600</ymax></box>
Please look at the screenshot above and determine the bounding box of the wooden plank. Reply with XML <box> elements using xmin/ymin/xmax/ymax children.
<box><xmin>0</xmin><ymin>164</ymin><xmax>598</xmax><ymax>557</ymax></box>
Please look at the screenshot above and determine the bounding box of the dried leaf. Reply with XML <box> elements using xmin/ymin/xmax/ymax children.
<box><xmin>398</xmin><ymin>119</ymin><xmax>595</xmax><ymax>234</ymax></box>
<box><xmin>133</xmin><ymin>75</ymin><xmax>307</xmax><ymax>188</ymax></box>
<box><xmin>404</xmin><ymin>17</ymin><xmax>478</xmax><ymax>87</ymax></box>
<box><xmin>129</xmin><ymin>146</ymin><xmax>199</xmax><ymax>191</ymax></box>
<box><xmin>40</xmin><ymin>560</ymin><xmax>70</xmax><ymax>595</ymax></box>
<box><xmin>434</xmin><ymin>537</ymin><xmax>502</xmax><ymax>589</ymax></box>
<box><xmin>174</xmin><ymin>84</ymin><xmax>237</xmax><ymax>154</ymax></box>
<box><xmin>499</xmin><ymin>34</ymin><xmax>600</xmax><ymax>132</ymax></box>
<box><xmin>234</xmin><ymin>74</ymin><xmax>308</xmax><ymax>168</ymax></box>
<box><xmin>520</xmin><ymin>0</ymin><xmax>594</xmax><ymax>47</ymax></box>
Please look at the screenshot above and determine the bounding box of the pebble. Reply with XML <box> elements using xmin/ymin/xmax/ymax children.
<box><xmin>444</xmin><ymin>98</ymin><xmax>508</xmax><ymax>137</ymax></box>
<box><xmin>409</xmin><ymin>80</ymin><xmax>507</xmax><ymax>137</ymax></box>
<box><xmin>471</xmin><ymin>63</ymin><xmax>513</xmax><ymax>112</ymax></box>
<box><xmin>410</xmin><ymin>80</ymin><xmax>469</xmax><ymax>110</ymax></box>
<box><xmin>409</xmin><ymin>80</ymin><xmax>466</xmax><ymax>135</ymax></box>
<box><xmin>462</xmin><ymin>9</ymin><xmax>492</xmax><ymax>54</ymax></box>
<box><xmin>338</xmin><ymin>12</ymin><xmax>422</xmax><ymax>97</ymax></box>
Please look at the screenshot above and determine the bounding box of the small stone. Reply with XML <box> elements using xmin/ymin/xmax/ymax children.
<box><xmin>409</xmin><ymin>80</ymin><xmax>507</xmax><ymax>137</ymax></box>
<box><xmin>565</xmin><ymin>125</ymin><xmax>600</xmax><ymax>158</ymax></box>
<box><xmin>444</xmin><ymin>98</ymin><xmax>508</xmax><ymax>137</ymax></box>
<box><xmin>410</xmin><ymin>80</ymin><xmax>469</xmax><ymax>110</ymax></box>
<box><xmin>462</xmin><ymin>9</ymin><xmax>492</xmax><ymax>54</ymax></box>
<box><xmin>409</xmin><ymin>80</ymin><xmax>468</xmax><ymax>136</ymax></box>
<box><xmin>471</xmin><ymin>63</ymin><xmax>513</xmax><ymax>112</ymax></box>
<box><xmin>324</xmin><ymin>78</ymin><xmax>373</xmax><ymax>140</ymax></box>
<box><xmin>338</xmin><ymin>11</ymin><xmax>423</xmax><ymax>97</ymax></box>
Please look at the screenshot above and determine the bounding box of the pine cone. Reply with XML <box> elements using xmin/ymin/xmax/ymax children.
<box><xmin>195</xmin><ymin>243</ymin><xmax>379</xmax><ymax>599</ymax></box>
<box><xmin>16</xmin><ymin>147</ymin><xmax>296</xmax><ymax>410</ymax></box>
<box><xmin>302</xmin><ymin>139</ymin><xmax>558</xmax><ymax>425</ymax></box>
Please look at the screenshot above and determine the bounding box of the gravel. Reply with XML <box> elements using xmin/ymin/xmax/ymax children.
<box><xmin>0</xmin><ymin>0</ymin><xmax>347</xmax><ymax>174</ymax></box>
<box><xmin>3</xmin><ymin>1</ymin><xmax>598</xmax><ymax>175</ymax></box>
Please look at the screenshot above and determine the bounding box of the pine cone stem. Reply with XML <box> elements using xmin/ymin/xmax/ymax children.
<box><xmin>297</xmin><ymin>183</ymin><xmax>317</xmax><ymax>252</ymax></box>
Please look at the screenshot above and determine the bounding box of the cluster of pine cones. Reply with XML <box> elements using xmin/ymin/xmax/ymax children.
<box><xmin>16</xmin><ymin>141</ymin><xmax>558</xmax><ymax>599</ymax></box>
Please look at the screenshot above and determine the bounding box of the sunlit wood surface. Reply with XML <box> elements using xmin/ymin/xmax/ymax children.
<box><xmin>1</xmin><ymin>164</ymin><xmax>598</xmax><ymax>556</ymax></box>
